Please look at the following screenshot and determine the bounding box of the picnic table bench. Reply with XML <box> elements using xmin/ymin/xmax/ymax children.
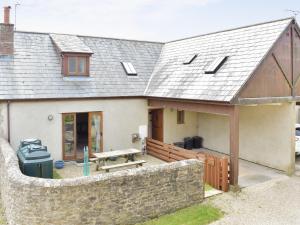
<box><xmin>91</xmin><ymin>148</ymin><xmax>142</xmax><ymax>171</ymax></box>
<box><xmin>101</xmin><ymin>160</ymin><xmax>146</xmax><ymax>172</ymax></box>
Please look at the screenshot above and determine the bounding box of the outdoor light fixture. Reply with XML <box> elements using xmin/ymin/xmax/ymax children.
<box><xmin>48</xmin><ymin>114</ymin><xmax>54</xmax><ymax>121</ymax></box>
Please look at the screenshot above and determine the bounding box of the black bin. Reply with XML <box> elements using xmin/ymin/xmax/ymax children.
<box><xmin>173</xmin><ymin>142</ymin><xmax>184</xmax><ymax>148</ymax></box>
<box><xmin>184</xmin><ymin>137</ymin><xmax>193</xmax><ymax>150</ymax></box>
<box><xmin>192</xmin><ymin>136</ymin><xmax>203</xmax><ymax>148</ymax></box>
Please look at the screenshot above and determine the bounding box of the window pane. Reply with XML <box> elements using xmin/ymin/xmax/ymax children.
<box><xmin>90</xmin><ymin>113</ymin><xmax>101</xmax><ymax>153</ymax></box>
<box><xmin>78</xmin><ymin>57</ymin><xmax>86</xmax><ymax>73</ymax></box>
<box><xmin>63</xmin><ymin>114</ymin><xmax>75</xmax><ymax>158</ymax></box>
<box><xmin>68</xmin><ymin>57</ymin><xmax>76</xmax><ymax>73</ymax></box>
<box><xmin>177</xmin><ymin>110</ymin><xmax>185</xmax><ymax>124</ymax></box>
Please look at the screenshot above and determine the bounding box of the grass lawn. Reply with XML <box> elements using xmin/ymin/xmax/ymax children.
<box><xmin>137</xmin><ymin>204</ymin><xmax>223</xmax><ymax>225</ymax></box>
<box><xmin>53</xmin><ymin>170</ymin><xmax>63</xmax><ymax>179</ymax></box>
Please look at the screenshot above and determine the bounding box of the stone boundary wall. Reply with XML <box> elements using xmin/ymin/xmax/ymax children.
<box><xmin>0</xmin><ymin>138</ymin><xmax>204</xmax><ymax>225</ymax></box>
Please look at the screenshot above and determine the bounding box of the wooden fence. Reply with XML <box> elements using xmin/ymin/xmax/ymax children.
<box><xmin>146</xmin><ymin>138</ymin><xmax>229</xmax><ymax>192</ymax></box>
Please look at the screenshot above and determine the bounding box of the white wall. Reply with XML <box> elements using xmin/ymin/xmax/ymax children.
<box><xmin>296</xmin><ymin>105</ymin><xmax>300</xmax><ymax>123</ymax></box>
<box><xmin>240</xmin><ymin>103</ymin><xmax>295</xmax><ymax>174</ymax></box>
<box><xmin>0</xmin><ymin>102</ymin><xmax>8</xmax><ymax>139</ymax></box>
<box><xmin>5</xmin><ymin>99</ymin><xmax>148</xmax><ymax>161</ymax></box>
<box><xmin>198</xmin><ymin>113</ymin><xmax>230</xmax><ymax>154</ymax></box>
<box><xmin>163</xmin><ymin>108</ymin><xmax>198</xmax><ymax>144</ymax></box>
<box><xmin>197</xmin><ymin>103</ymin><xmax>295</xmax><ymax>173</ymax></box>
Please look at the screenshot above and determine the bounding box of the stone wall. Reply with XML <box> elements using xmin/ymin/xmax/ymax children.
<box><xmin>0</xmin><ymin>138</ymin><xmax>204</xmax><ymax>225</ymax></box>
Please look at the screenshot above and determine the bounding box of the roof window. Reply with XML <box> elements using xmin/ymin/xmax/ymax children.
<box><xmin>183</xmin><ymin>54</ymin><xmax>198</xmax><ymax>65</ymax></box>
<box><xmin>205</xmin><ymin>56</ymin><xmax>228</xmax><ymax>74</ymax></box>
<box><xmin>121</xmin><ymin>62</ymin><xmax>137</xmax><ymax>76</ymax></box>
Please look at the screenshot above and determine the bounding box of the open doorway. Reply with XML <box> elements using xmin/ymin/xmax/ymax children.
<box><xmin>76</xmin><ymin>113</ymin><xmax>88</xmax><ymax>160</ymax></box>
<box><xmin>62</xmin><ymin>112</ymin><xmax>103</xmax><ymax>161</ymax></box>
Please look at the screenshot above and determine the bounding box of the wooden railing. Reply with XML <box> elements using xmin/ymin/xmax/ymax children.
<box><xmin>146</xmin><ymin>138</ymin><xmax>229</xmax><ymax>192</ymax></box>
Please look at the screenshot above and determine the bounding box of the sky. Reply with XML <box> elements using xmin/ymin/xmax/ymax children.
<box><xmin>1</xmin><ymin>0</ymin><xmax>300</xmax><ymax>42</ymax></box>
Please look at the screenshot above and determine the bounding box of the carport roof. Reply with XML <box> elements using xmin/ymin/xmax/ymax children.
<box><xmin>144</xmin><ymin>18</ymin><xmax>294</xmax><ymax>102</ymax></box>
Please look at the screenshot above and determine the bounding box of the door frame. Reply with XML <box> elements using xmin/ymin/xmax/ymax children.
<box><xmin>62</xmin><ymin>113</ymin><xmax>77</xmax><ymax>161</ymax></box>
<box><xmin>88</xmin><ymin>111</ymin><xmax>103</xmax><ymax>157</ymax></box>
<box><xmin>62</xmin><ymin>111</ymin><xmax>103</xmax><ymax>160</ymax></box>
<box><xmin>150</xmin><ymin>108</ymin><xmax>164</xmax><ymax>142</ymax></box>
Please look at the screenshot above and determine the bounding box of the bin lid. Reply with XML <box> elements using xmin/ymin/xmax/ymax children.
<box><xmin>20</xmin><ymin>139</ymin><xmax>42</xmax><ymax>148</ymax></box>
<box><xmin>23</xmin><ymin>150</ymin><xmax>50</xmax><ymax>160</ymax></box>
<box><xmin>19</xmin><ymin>145</ymin><xmax>50</xmax><ymax>160</ymax></box>
<box><xmin>19</xmin><ymin>144</ymin><xmax>47</xmax><ymax>152</ymax></box>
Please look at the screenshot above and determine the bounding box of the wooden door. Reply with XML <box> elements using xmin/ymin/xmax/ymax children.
<box><xmin>62</xmin><ymin>113</ymin><xmax>77</xmax><ymax>160</ymax></box>
<box><xmin>88</xmin><ymin>112</ymin><xmax>103</xmax><ymax>156</ymax></box>
<box><xmin>151</xmin><ymin>109</ymin><xmax>163</xmax><ymax>142</ymax></box>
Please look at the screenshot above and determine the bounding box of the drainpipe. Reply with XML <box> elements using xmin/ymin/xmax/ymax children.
<box><xmin>7</xmin><ymin>101</ymin><xmax>10</xmax><ymax>143</ymax></box>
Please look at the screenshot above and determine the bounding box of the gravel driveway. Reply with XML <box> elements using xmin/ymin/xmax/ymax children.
<box><xmin>208</xmin><ymin>176</ymin><xmax>300</xmax><ymax>225</ymax></box>
<box><xmin>0</xmin><ymin>196</ymin><xmax>6</xmax><ymax>225</ymax></box>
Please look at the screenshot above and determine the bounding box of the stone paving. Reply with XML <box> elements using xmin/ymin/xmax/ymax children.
<box><xmin>56</xmin><ymin>153</ymin><xmax>166</xmax><ymax>178</ymax></box>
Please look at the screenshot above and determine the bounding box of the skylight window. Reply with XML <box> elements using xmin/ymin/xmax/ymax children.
<box><xmin>121</xmin><ymin>62</ymin><xmax>137</xmax><ymax>76</ymax></box>
<box><xmin>183</xmin><ymin>54</ymin><xmax>198</xmax><ymax>65</ymax></box>
<box><xmin>205</xmin><ymin>56</ymin><xmax>228</xmax><ymax>74</ymax></box>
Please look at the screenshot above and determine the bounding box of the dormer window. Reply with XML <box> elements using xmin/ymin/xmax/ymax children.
<box><xmin>49</xmin><ymin>33</ymin><xmax>93</xmax><ymax>77</ymax></box>
<box><xmin>64</xmin><ymin>54</ymin><xmax>90</xmax><ymax>76</ymax></box>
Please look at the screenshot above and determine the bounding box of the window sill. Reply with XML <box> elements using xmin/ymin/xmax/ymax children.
<box><xmin>63</xmin><ymin>76</ymin><xmax>92</xmax><ymax>81</ymax></box>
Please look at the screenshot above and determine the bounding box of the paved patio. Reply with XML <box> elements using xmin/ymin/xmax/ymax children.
<box><xmin>55</xmin><ymin>154</ymin><xmax>166</xmax><ymax>178</ymax></box>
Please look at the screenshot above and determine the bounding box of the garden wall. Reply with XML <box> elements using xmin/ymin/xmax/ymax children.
<box><xmin>0</xmin><ymin>138</ymin><xmax>204</xmax><ymax>225</ymax></box>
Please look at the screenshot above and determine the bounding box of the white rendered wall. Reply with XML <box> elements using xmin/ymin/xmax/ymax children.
<box><xmin>163</xmin><ymin>108</ymin><xmax>198</xmax><ymax>144</ymax></box>
<box><xmin>197</xmin><ymin>103</ymin><xmax>295</xmax><ymax>173</ymax></box>
<box><xmin>7</xmin><ymin>99</ymin><xmax>148</xmax><ymax>161</ymax></box>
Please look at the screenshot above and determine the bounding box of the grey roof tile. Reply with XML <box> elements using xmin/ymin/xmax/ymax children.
<box><xmin>49</xmin><ymin>33</ymin><xmax>93</xmax><ymax>54</ymax></box>
<box><xmin>0</xmin><ymin>18</ymin><xmax>294</xmax><ymax>101</ymax></box>
<box><xmin>145</xmin><ymin>18</ymin><xmax>293</xmax><ymax>102</ymax></box>
<box><xmin>0</xmin><ymin>32</ymin><xmax>163</xmax><ymax>99</ymax></box>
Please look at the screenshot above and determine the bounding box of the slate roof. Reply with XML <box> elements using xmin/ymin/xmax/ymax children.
<box><xmin>0</xmin><ymin>18</ymin><xmax>294</xmax><ymax>101</ymax></box>
<box><xmin>145</xmin><ymin>18</ymin><xmax>293</xmax><ymax>102</ymax></box>
<box><xmin>0</xmin><ymin>32</ymin><xmax>163</xmax><ymax>99</ymax></box>
<box><xmin>49</xmin><ymin>33</ymin><xmax>93</xmax><ymax>54</ymax></box>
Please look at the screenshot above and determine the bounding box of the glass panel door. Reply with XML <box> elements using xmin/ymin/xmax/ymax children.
<box><xmin>88</xmin><ymin>112</ymin><xmax>103</xmax><ymax>155</ymax></box>
<box><xmin>62</xmin><ymin>113</ymin><xmax>76</xmax><ymax>160</ymax></box>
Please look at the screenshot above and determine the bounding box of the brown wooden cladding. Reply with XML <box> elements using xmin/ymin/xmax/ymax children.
<box><xmin>146</xmin><ymin>138</ymin><xmax>229</xmax><ymax>192</ymax></box>
<box><xmin>239</xmin><ymin>25</ymin><xmax>293</xmax><ymax>98</ymax></box>
<box><xmin>293</xmin><ymin>25</ymin><xmax>300</xmax><ymax>96</ymax></box>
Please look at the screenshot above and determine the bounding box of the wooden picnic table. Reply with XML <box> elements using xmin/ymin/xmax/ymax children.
<box><xmin>92</xmin><ymin>148</ymin><xmax>142</xmax><ymax>171</ymax></box>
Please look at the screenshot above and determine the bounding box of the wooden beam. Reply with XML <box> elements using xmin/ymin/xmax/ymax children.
<box><xmin>237</xmin><ymin>96</ymin><xmax>293</xmax><ymax>105</ymax></box>
<box><xmin>272</xmin><ymin>53</ymin><xmax>293</xmax><ymax>89</ymax></box>
<box><xmin>148</xmin><ymin>99</ymin><xmax>232</xmax><ymax>116</ymax></box>
<box><xmin>229</xmin><ymin>106</ymin><xmax>239</xmax><ymax>186</ymax></box>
